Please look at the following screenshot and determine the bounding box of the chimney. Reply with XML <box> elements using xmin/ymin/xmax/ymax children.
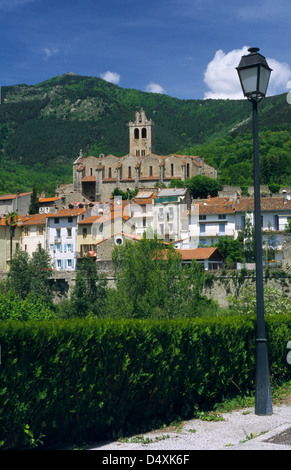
<box><xmin>282</xmin><ymin>190</ymin><xmax>288</xmax><ymax>203</ymax></box>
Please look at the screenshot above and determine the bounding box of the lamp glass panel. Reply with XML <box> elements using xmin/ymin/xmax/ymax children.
<box><xmin>238</xmin><ymin>66</ymin><xmax>258</xmax><ymax>95</ymax></box>
<box><xmin>259</xmin><ymin>67</ymin><xmax>271</xmax><ymax>96</ymax></box>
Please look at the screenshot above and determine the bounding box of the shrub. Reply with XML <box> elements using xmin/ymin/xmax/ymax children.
<box><xmin>0</xmin><ymin>315</ymin><xmax>290</xmax><ymax>449</ymax></box>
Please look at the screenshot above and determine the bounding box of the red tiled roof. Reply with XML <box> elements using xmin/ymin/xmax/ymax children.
<box><xmin>235</xmin><ymin>197</ymin><xmax>291</xmax><ymax>212</ymax></box>
<box><xmin>21</xmin><ymin>214</ymin><xmax>48</xmax><ymax>225</ymax></box>
<box><xmin>39</xmin><ymin>197</ymin><xmax>60</xmax><ymax>203</ymax></box>
<box><xmin>47</xmin><ymin>208</ymin><xmax>86</xmax><ymax>218</ymax></box>
<box><xmin>82</xmin><ymin>176</ymin><xmax>96</xmax><ymax>182</ymax></box>
<box><xmin>177</xmin><ymin>247</ymin><xmax>223</xmax><ymax>260</ymax></box>
<box><xmin>0</xmin><ymin>192</ymin><xmax>32</xmax><ymax>201</ymax></box>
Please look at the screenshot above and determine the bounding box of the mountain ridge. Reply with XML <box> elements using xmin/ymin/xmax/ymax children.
<box><xmin>0</xmin><ymin>74</ymin><xmax>290</xmax><ymax>194</ymax></box>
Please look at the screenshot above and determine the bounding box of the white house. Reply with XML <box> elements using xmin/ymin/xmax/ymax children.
<box><xmin>188</xmin><ymin>197</ymin><xmax>236</xmax><ymax>248</ymax></box>
<box><xmin>46</xmin><ymin>207</ymin><xmax>90</xmax><ymax>270</ymax></box>
<box><xmin>152</xmin><ymin>188</ymin><xmax>191</xmax><ymax>242</ymax></box>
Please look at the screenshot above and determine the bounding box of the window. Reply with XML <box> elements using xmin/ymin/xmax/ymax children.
<box><xmin>136</xmin><ymin>150</ymin><xmax>140</xmax><ymax>157</ymax></box>
<box><xmin>134</xmin><ymin>128</ymin><xmax>139</xmax><ymax>139</ymax></box>
<box><xmin>54</xmin><ymin>217</ymin><xmax>59</xmax><ymax>224</ymax></box>
<box><xmin>200</xmin><ymin>224</ymin><xmax>206</xmax><ymax>234</ymax></box>
<box><xmin>171</xmin><ymin>164</ymin><xmax>174</xmax><ymax>177</ymax></box>
<box><xmin>67</xmin><ymin>228</ymin><xmax>72</xmax><ymax>237</ymax></box>
<box><xmin>159</xmin><ymin>224</ymin><xmax>164</xmax><ymax>235</ymax></box>
<box><xmin>141</xmin><ymin>150</ymin><xmax>145</xmax><ymax>156</ymax></box>
<box><xmin>68</xmin><ymin>259</ymin><xmax>72</xmax><ymax>268</ymax></box>
<box><xmin>82</xmin><ymin>228</ymin><xmax>87</xmax><ymax>238</ymax></box>
<box><xmin>149</xmin><ymin>166</ymin><xmax>153</xmax><ymax>176</ymax></box>
<box><xmin>186</xmin><ymin>163</ymin><xmax>190</xmax><ymax>178</ymax></box>
<box><xmin>158</xmin><ymin>208</ymin><xmax>164</xmax><ymax>220</ymax></box>
<box><xmin>38</xmin><ymin>226</ymin><xmax>43</xmax><ymax>235</ymax></box>
<box><xmin>168</xmin><ymin>207</ymin><xmax>174</xmax><ymax>220</ymax></box>
<box><xmin>199</xmin><ymin>215</ymin><xmax>206</xmax><ymax>220</ymax></box>
<box><xmin>67</xmin><ymin>244</ymin><xmax>72</xmax><ymax>252</ymax></box>
<box><xmin>108</xmin><ymin>167</ymin><xmax>112</xmax><ymax>178</ymax></box>
<box><xmin>68</xmin><ymin>217</ymin><xmax>73</xmax><ymax>223</ymax></box>
<box><xmin>57</xmin><ymin>260</ymin><xmax>61</xmax><ymax>268</ymax></box>
<box><xmin>142</xmin><ymin>128</ymin><xmax>147</xmax><ymax>138</ymax></box>
<box><xmin>274</xmin><ymin>215</ymin><xmax>279</xmax><ymax>231</ymax></box>
<box><xmin>90</xmin><ymin>168</ymin><xmax>93</xmax><ymax>176</ymax></box>
<box><xmin>219</xmin><ymin>223</ymin><xmax>225</xmax><ymax>234</ymax></box>
<box><xmin>56</xmin><ymin>229</ymin><xmax>61</xmax><ymax>238</ymax></box>
<box><xmin>24</xmin><ymin>227</ymin><xmax>29</xmax><ymax>236</ymax></box>
<box><xmin>128</xmin><ymin>166</ymin><xmax>132</xmax><ymax>178</ymax></box>
<box><xmin>218</xmin><ymin>214</ymin><xmax>226</xmax><ymax>219</ymax></box>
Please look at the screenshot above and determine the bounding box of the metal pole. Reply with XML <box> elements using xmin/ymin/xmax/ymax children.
<box><xmin>252</xmin><ymin>99</ymin><xmax>273</xmax><ymax>415</ymax></box>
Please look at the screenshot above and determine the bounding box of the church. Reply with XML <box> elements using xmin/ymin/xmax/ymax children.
<box><xmin>70</xmin><ymin>109</ymin><xmax>217</xmax><ymax>203</ymax></box>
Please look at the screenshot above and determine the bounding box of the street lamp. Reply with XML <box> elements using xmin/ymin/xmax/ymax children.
<box><xmin>236</xmin><ymin>47</ymin><xmax>273</xmax><ymax>416</ymax></box>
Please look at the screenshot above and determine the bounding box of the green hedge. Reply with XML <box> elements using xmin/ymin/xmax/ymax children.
<box><xmin>0</xmin><ymin>315</ymin><xmax>290</xmax><ymax>449</ymax></box>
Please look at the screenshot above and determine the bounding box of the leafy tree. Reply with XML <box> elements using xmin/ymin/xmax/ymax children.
<box><xmin>110</xmin><ymin>233</ymin><xmax>212</xmax><ymax>318</ymax></box>
<box><xmin>7</xmin><ymin>245</ymin><xmax>53</xmax><ymax>305</ymax></box>
<box><xmin>69</xmin><ymin>256</ymin><xmax>107</xmax><ymax>317</ymax></box>
<box><xmin>7</xmin><ymin>249</ymin><xmax>31</xmax><ymax>299</ymax></box>
<box><xmin>29</xmin><ymin>245</ymin><xmax>53</xmax><ymax>305</ymax></box>
<box><xmin>184</xmin><ymin>175</ymin><xmax>222</xmax><ymax>199</ymax></box>
<box><xmin>215</xmin><ymin>237</ymin><xmax>243</xmax><ymax>268</ymax></box>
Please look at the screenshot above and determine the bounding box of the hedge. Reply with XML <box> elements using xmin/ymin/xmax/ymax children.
<box><xmin>0</xmin><ymin>315</ymin><xmax>290</xmax><ymax>449</ymax></box>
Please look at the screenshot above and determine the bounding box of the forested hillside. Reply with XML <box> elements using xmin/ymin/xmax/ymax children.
<box><xmin>0</xmin><ymin>73</ymin><xmax>290</xmax><ymax>195</ymax></box>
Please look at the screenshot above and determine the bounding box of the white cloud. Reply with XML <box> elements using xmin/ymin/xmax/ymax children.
<box><xmin>100</xmin><ymin>71</ymin><xmax>120</xmax><ymax>85</ymax></box>
<box><xmin>204</xmin><ymin>47</ymin><xmax>291</xmax><ymax>99</ymax></box>
<box><xmin>145</xmin><ymin>82</ymin><xmax>166</xmax><ymax>94</ymax></box>
<box><xmin>42</xmin><ymin>47</ymin><xmax>59</xmax><ymax>60</ymax></box>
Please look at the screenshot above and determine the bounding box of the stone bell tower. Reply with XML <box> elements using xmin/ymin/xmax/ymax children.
<box><xmin>128</xmin><ymin>109</ymin><xmax>155</xmax><ymax>157</ymax></box>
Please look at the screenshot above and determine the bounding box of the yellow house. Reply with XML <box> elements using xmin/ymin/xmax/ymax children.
<box><xmin>0</xmin><ymin>215</ymin><xmax>24</xmax><ymax>271</ymax></box>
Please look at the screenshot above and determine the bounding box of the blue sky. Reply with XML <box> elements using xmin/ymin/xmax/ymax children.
<box><xmin>1</xmin><ymin>0</ymin><xmax>291</xmax><ymax>99</ymax></box>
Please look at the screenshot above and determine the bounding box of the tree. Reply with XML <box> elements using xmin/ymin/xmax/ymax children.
<box><xmin>70</xmin><ymin>256</ymin><xmax>107</xmax><ymax>317</ymax></box>
<box><xmin>215</xmin><ymin>236</ymin><xmax>243</xmax><ymax>268</ymax></box>
<box><xmin>184</xmin><ymin>175</ymin><xmax>222</xmax><ymax>199</ymax></box>
<box><xmin>28</xmin><ymin>184</ymin><xmax>40</xmax><ymax>214</ymax></box>
<box><xmin>110</xmin><ymin>233</ymin><xmax>211</xmax><ymax>318</ymax></box>
<box><xmin>7</xmin><ymin>245</ymin><xmax>53</xmax><ymax>304</ymax></box>
<box><xmin>7</xmin><ymin>249</ymin><xmax>31</xmax><ymax>299</ymax></box>
<box><xmin>29</xmin><ymin>245</ymin><xmax>53</xmax><ymax>305</ymax></box>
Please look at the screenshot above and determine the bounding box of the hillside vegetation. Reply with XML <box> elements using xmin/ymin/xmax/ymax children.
<box><xmin>0</xmin><ymin>73</ymin><xmax>291</xmax><ymax>195</ymax></box>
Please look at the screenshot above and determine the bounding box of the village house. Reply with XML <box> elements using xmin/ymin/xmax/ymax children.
<box><xmin>177</xmin><ymin>247</ymin><xmax>224</xmax><ymax>270</ymax></box>
<box><xmin>0</xmin><ymin>192</ymin><xmax>32</xmax><ymax>216</ymax></box>
<box><xmin>0</xmin><ymin>215</ymin><xmax>25</xmax><ymax>270</ymax></box>
<box><xmin>46</xmin><ymin>207</ymin><xmax>90</xmax><ymax>270</ymax></box>
<box><xmin>152</xmin><ymin>187</ymin><xmax>191</xmax><ymax>242</ymax></box>
<box><xmin>38</xmin><ymin>196</ymin><xmax>60</xmax><ymax>214</ymax></box>
<box><xmin>188</xmin><ymin>196</ymin><xmax>236</xmax><ymax>248</ymax></box>
<box><xmin>21</xmin><ymin>213</ymin><xmax>48</xmax><ymax>255</ymax></box>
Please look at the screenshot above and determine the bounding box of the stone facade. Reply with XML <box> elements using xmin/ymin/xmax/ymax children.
<box><xmin>69</xmin><ymin>109</ymin><xmax>217</xmax><ymax>203</ymax></box>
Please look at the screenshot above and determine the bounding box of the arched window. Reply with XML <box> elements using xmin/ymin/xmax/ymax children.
<box><xmin>171</xmin><ymin>164</ymin><xmax>174</xmax><ymax>177</ymax></box>
<box><xmin>149</xmin><ymin>166</ymin><xmax>153</xmax><ymax>176</ymax></box>
<box><xmin>108</xmin><ymin>167</ymin><xmax>112</xmax><ymax>178</ymax></box>
<box><xmin>134</xmin><ymin>128</ymin><xmax>139</xmax><ymax>139</ymax></box>
<box><xmin>128</xmin><ymin>166</ymin><xmax>132</xmax><ymax>178</ymax></box>
<box><xmin>186</xmin><ymin>163</ymin><xmax>190</xmax><ymax>178</ymax></box>
<box><xmin>142</xmin><ymin>128</ymin><xmax>147</xmax><ymax>138</ymax></box>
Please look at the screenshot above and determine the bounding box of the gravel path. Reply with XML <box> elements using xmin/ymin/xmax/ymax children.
<box><xmin>89</xmin><ymin>401</ymin><xmax>291</xmax><ymax>451</ymax></box>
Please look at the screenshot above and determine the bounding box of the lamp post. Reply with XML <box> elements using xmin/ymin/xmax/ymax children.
<box><xmin>236</xmin><ymin>47</ymin><xmax>273</xmax><ymax>415</ymax></box>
